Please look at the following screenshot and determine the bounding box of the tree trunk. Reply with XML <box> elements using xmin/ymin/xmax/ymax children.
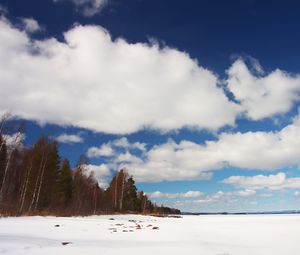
<box><xmin>114</xmin><ymin>176</ymin><xmax>118</xmax><ymax>211</ymax></box>
<box><xmin>29</xmin><ymin>152</ymin><xmax>45</xmax><ymax>212</ymax></box>
<box><xmin>19</xmin><ymin>158</ymin><xmax>33</xmax><ymax>213</ymax></box>
<box><xmin>93</xmin><ymin>186</ymin><xmax>97</xmax><ymax>214</ymax></box>
<box><xmin>143</xmin><ymin>196</ymin><xmax>147</xmax><ymax>214</ymax></box>
<box><xmin>0</xmin><ymin>151</ymin><xmax>12</xmax><ymax>205</ymax></box>
<box><xmin>0</xmin><ymin>132</ymin><xmax>22</xmax><ymax>207</ymax></box>
<box><xmin>34</xmin><ymin>155</ymin><xmax>48</xmax><ymax>211</ymax></box>
<box><xmin>120</xmin><ymin>173</ymin><xmax>125</xmax><ymax>211</ymax></box>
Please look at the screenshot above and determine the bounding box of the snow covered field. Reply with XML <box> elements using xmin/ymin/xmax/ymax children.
<box><xmin>0</xmin><ymin>214</ymin><xmax>300</xmax><ymax>255</ymax></box>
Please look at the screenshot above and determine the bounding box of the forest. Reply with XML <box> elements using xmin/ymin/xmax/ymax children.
<box><xmin>0</xmin><ymin>117</ymin><xmax>180</xmax><ymax>216</ymax></box>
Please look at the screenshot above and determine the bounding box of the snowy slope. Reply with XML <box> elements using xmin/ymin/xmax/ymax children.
<box><xmin>0</xmin><ymin>214</ymin><xmax>299</xmax><ymax>255</ymax></box>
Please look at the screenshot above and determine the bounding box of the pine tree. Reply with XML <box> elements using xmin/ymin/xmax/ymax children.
<box><xmin>0</xmin><ymin>132</ymin><xmax>181</xmax><ymax>216</ymax></box>
<box><xmin>123</xmin><ymin>176</ymin><xmax>140</xmax><ymax>212</ymax></box>
<box><xmin>57</xmin><ymin>159</ymin><xmax>73</xmax><ymax>208</ymax></box>
<box><xmin>26</xmin><ymin>137</ymin><xmax>60</xmax><ymax>212</ymax></box>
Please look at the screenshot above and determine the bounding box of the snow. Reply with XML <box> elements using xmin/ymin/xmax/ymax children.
<box><xmin>0</xmin><ymin>214</ymin><xmax>300</xmax><ymax>254</ymax></box>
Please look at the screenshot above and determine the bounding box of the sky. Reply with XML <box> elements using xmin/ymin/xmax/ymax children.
<box><xmin>1</xmin><ymin>0</ymin><xmax>300</xmax><ymax>212</ymax></box>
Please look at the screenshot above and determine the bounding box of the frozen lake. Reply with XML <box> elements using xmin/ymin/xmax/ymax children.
<box><xmin>0</xmin><ymin>214</ymin><xmax>299</xmax><ymax>255</ymax></box>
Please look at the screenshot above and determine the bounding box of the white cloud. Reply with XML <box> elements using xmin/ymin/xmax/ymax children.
<box><xmin>294</xmin><ymin>191</ymin><xmax>300</xmax><ymax>198</ymax></box>
<box><xmin>55</xmin><ymin>133</ymin><xmax>83</xmax><ymax>143</ymax></box>
<box><xmin>236</xmin><ymin>189</ymin><xmax>256</xmax><ymax>197</ymax></box>
<box><xmin>227</xmin><ymin>58</ymin><xmax>300</xmax><ymax>120</ymax></box>
<box><xmin>147</xmin><ymin>190</ymin><xmax>204</xmax><ymax>199</ymax></box>
<box><xmin>161</xmin><ymin>190</ymin><xmax>258</xmax><ymax>207</ymax></box>
<box><xmin>3</xmin><ymin>132</ymin><xmax>25</xmax><ymax>149</ymax></box>
<box><xmin>55</xmin><ymin>0</ymin><xmax>107</xmax><ymax>17</ymax></box>
<box><xmin>122</xmin><ymin>140</ymin><xmax>215</xmax><ymax>182</ymax></box>
<box><xmin>112</xmin><ymin>137</ymin><xmax>130</xmax><ymax>148</ymax></box>
<box><xmin>223</xmin><ymin>172</ymin><xmax>300</xmax><ymax>191</ymax></box>
<box><xmin>117</xmin><ymin>113</ymin><xmax>300</xmax><ymax>182</ymax></box>
<box><xmin>83</xmin><ymin>163</ymin><xmax>111</xmax><ymax>188</ymax></box>
<box><xmin>259</xmin><ymin>193</ymin><xmax>273</xmax><ymax>198</ymax></box>
<box><xmin>87</xmin><ymin>137</ymin><xmax>146</xmax><ymax>159</ymax></box>
<box><xmin>87</xmin><ymin>144</ymin><xmax>114</xmax><ymax>157</ymax></box>
<box><xmin>193</xmin><ymin>191</ymin><xmax>236</xmax><ymax>204</ymax></box>
<box><xmin>113</xmin><ymin>137</ymin><xmax>147</xmax><ymax>152</ymax></box>
<box><xmin>115</xmin><ymin>151</ymin><xmax>143</xmax><ymax>164</ymax></box>
<box><xmin>183</xmin><ymin>191</ymin><xmax>204</xmax><ymax>198</ymax></box>
<box><xmin>20</xmin><ymin>18</ymin><xmax>41</xmax><ymax>33</ymax></box>
<box><xmin>83</xmin><ymin>112</ymin><xmax>300</xmax><ymax>182</ymax></box>
<box><xmin>0</xmin><ymin>17</ymin><xmax>241</xmax><ymax>134</ymax></box>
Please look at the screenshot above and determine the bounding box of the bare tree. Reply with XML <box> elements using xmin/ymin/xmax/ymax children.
<box><xmin>0</xmin><ymin>132</ymin><xmax>23</xmax><ymax>205</ymax></box>
<box><xmin>34</xmin><ymin>152</ymin><xmax>48</xmax><ymax>211</ymax></box>
<box><xmin>0</xmin><ymin>112</ymin><xmax>11</xmax><ymax>136</ymax></box>
<box><xmin>119</xmin><ymin>169</ymin><xmax>128</xmax><ymax>212</ymax></box>
<box><xmin>114</xmin><ymin>175</ymin><xmax>118</xmax><ymax>210</ymax></box>
<box><xmin>93</xmin><ymin>185</ymin><xmax>97</xmax><ymax>214</ymax></box>
<box><xmin>0</xmin><ymin>112</ymin><xmax>12</xmax><ymax>153</ymax></box>
<box><xmin>28</xmin><ymin>150</ymin><xmax>46</xmax><ymax>212</ymax></box>
<box><xmin>19</xmin><ymin>156</ymin><xmax>33</xmax><ymax>213</ymax></box>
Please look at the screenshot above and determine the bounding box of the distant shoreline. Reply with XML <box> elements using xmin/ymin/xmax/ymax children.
<box><xmin>182</xmin><ymin>210</ymin><xmax>300</xmax><ymax>215</ymax></box>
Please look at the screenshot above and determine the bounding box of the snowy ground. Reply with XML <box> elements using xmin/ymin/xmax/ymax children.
<box><xmin>0</xmin><ymin>214</ymin><xmax>300</xmax><ymax>255</ymax></box>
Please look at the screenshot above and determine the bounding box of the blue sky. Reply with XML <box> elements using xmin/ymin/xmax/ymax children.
<box><xmin>1</xmin><ymin>0</ymin><xmax>300</xmax><ymax>212</ymax></box>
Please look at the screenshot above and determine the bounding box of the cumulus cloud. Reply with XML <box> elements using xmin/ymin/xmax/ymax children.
<box><xmin>236</xmin><ymin>189</ymin><xmax>256</xmax><ymax>197</ymax></box>
<box><xmin>55</xmin><ymin>133</ymin><xmax>83</xmax><ymax>143</ymax></box>
<box><xmin>87</xmin><ymin>137</ymin><xmax>146</xmax><ymax>158</ymax></box>
<box><xmin>3</xmin><ymin>16</ymin><xmax>300</xmax><ymax>136</ymax></box>
<box><xmin>112</xmin><ymin>137</ymin><xmax>147</xmax><ymax>152</ymax></box>
<box><xmin>84</xmin><ymin>112</ymin><xmax>300</xmax><ymax>183</ymax></box>
<box><xmin>87</xmin><ymin>144</ymin><xmax>114</xmax><ymax>157</ymax></box>
<box><xmin>148</xmin><ymin>190</ymin><xmax>204</xmax><ymax>199</ymax></box>
<box><xmin>0</xmin><ymin>17</ymin><xmax>241</xmax><ymax>134</ymax></box>
<box><xmin>55</xmin><ymin>0</ymin><xmax>107</xmax><ymax>17</ymax></box>
<box><xmin>2</xmin><ymin>132</ymin><xmax>25</xmax><ymax>149</ymax></box>
<box><xmin>20</xmin><ymin>18</ymin><xmax>41</xmax><ymax>33</ymax></box>
<box><xmin>115</xmin><ymin>151</ymin><xmax>143</xmax><ymax>164</ymax></box>
<box><xmin>117</xmin><ymin>113</ymin><xmax>300</xmax><ymax>182</ymax></box>
<box><xmin>227</xmin><ymin>58</ymin><xmax>300</xmax><ymax>120</ymax></box>
<box><xmin>83</xmin><ymin>163</ymin><xmax>111</xmax><ymax>188</ymax></box>
<box><xmin>149</xmin><ymin>190</ymin><xmax>256</xmax><ymax>204</ymax></box>
<box><xmin>120</xmin><ymin>140</ymin><xmax>215</xmax><ymax>182</ymax></box>
<box><xmin>223</xmin><ymin>172</ymin><xmax>300</xmax><ymax>191</ymax></box>
<box><xmin>193</xmin><ymin>191</ymin><xmax>236</xmax><ymax>204</ymax></box>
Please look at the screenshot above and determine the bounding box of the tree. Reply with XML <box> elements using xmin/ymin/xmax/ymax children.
<box><xmin>19</xmin><ymin>150</ymin><xmax>34</xmax><ymax>213</ymax></box>
<box><xmin>57</xmin><ymin>159</ymin><xmax>73</xmax><ymax>208</ymax></box>
<box><xmin>0</xmin><ymin>132</ymin><xmax>181</xmax><ymax>216</ymax></box>
<box><xmin>71</xmin><ymin>165</ymin><xmax>102</xmax><ymax>215</ymax></box>
<box><xmin>123</xmin><ymin>176</ymin><xmax>140</xmax><ymax>212</ymax></box>
<box><xmin>0</xmin><ymin>132</ymin><xmax>23</xmax><ymax>206</ymax></box>
<box><xmin>25</xmin><ymin>137</ymin><xmax>60</xmax><ymax>212</ymax></box>
<box><xmin>0</xmin><ymin>135</ymin><xmax>7</xmax><ymax>192</ymax></box>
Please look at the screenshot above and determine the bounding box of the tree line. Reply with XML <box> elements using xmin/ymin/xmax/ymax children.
<box><xmin>0</xmin><ymin>125</ymin><xmax>180</xmax><ymax>216</ymax></box>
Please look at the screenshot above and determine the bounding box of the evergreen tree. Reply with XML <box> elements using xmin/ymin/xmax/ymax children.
<box><xmin>0</xmin><ymin>132</ymin><xmax>181</xmax><ymax>216</ymax></box>
<box><xmin>57</xmin><ymin>159</ymin><xmax>73</xmax><ymax>208</ymax></box>
<box><xmin>123</xmin><ymin>176</ymin><xmax>140</xmax><ymax>212</ymax></box>
<box><xmin>23</xmin><ymin>137</ymin><xmax>60</xmax><ymax>212</ymax></box>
